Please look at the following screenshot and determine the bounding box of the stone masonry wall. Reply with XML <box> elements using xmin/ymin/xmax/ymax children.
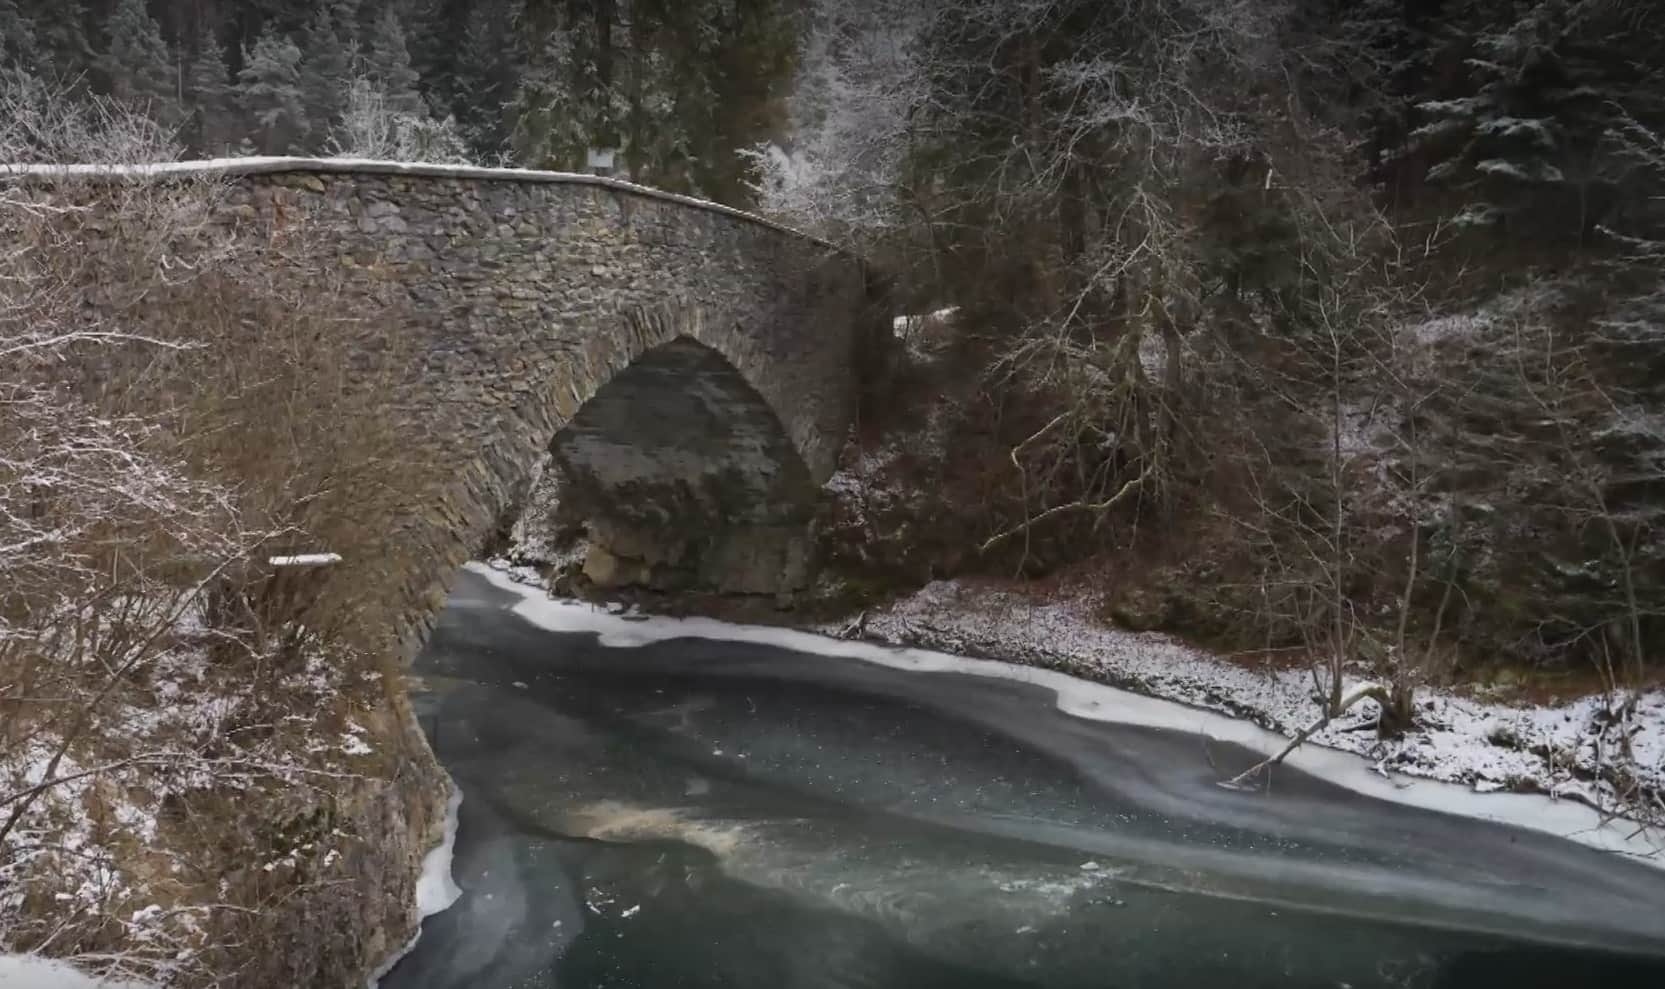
<box><xmin>194</xmin><ymin>160</ymin><xmax>881</xmax><ymax>659</ymax></box>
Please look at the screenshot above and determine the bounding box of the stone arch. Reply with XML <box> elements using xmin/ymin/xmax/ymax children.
<box><xmin>393</xmin><ymin>302</ymin><xmax>834</xmax><ymax>659</ymax></box>
<box><xmin>541</xmin><ymin>303</ymin><xmax>828</xmax><ymax>485</ymax></box>
<box><xmin>11</xmin><ymin>160</ymin><xmax>885</xmax><ymax>661</ymax></box>
<box><xmin>533</xmin><ymin>305</ymin><xmax>823</xmax><ymax>593</ymax></box>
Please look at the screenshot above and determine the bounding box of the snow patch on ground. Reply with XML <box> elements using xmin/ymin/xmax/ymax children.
<box><xmin>891</xmin><ymin>305</ymin><xmax>959</xmax><ymax>334</ymax></box>
<box><xmin>471</xmin><ymin>561</ymin><xmax>1664</xmax><ymax>865</ymax></box>
<box><xmin>0</xmin><ymin>955</ymin><xmax>152</xmax><ymax>989</ymax></box>
<box><xmin>268</xmin><ymin>552</ymin><xmax>343</xmax><ymax>566</ymax></box>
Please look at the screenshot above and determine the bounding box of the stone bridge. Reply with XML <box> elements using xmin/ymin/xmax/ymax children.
<box><xmin>20</xmin><ymin>158</ymin><xmax>886</xmax><ymax>658</ymax></box>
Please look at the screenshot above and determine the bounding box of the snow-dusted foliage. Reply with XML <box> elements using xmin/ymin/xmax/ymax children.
<box><xmin>0</xmin><ymin>75</ymin><xmax>179</xmax><ymax>165</ymax></box>
<box><xmin>1403</xmin><ymin>0</ymin><xmax>1649</xmax><ymax>239</ymax></box>
<box><xmin>329</xmin><ymin>76</ymin><xmax>472</xmax><ymax>165</ymax></box>
<box><xmin>1603</xmin><ymin>105</ymin><xmax>1665</xmax><ymax>348</ymax></box>
<box><xmin>0</xmin><ymin>97</ymin><xmax>234</xmax><ymax>983</ymax></box>
<box><xmin>744</xmin><ymin>0</ymin><xmax>925</xmax><ymax>242</ymax></box>
<box><xmin>2</xmin><ymin>78</ymin><xmax>433</xmax><ymax>986</ymax></box>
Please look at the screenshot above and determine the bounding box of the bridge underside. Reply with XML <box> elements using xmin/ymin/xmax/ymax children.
<box><xmin>532</xmin><ymin>337</ymin><xmax>821</xmax><ymax>595</ymax></box>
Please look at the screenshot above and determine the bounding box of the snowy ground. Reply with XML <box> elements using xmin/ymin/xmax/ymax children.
<box><xmin>0</xmin><ymin>631</ymin><xmax>393</xmax><ymax>986</ymax></box>
<box><xmin>478</xmin><ymin>562</ymin><xmax>1665</xmax><ymax>864</ymax></box>
<box><xmin>0</xmin><ymin>955</ymin><xmax>150</xmax><ymax>989</ymax></box>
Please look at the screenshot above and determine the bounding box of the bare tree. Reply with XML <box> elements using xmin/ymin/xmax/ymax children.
<box><xmin>744</xmin><ymin>0</ymin><xmax>927</xmax><ymax>249</ymax></box>
<box><xmin>2</xmin><ymin>77</ymin><xmax>444</xmax><ymax>987</ymax></box>
<box><xmin>328</xmin><ymin>76</ymin><xmax>472</xmax><ymax>164</ymax></box>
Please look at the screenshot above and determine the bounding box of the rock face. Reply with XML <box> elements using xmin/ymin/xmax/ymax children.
<box><xmin>546</xmin><ymin>336</ymin><xmax>820</xmax><ymax>593</ymax></box>
<box><xmin>38</xmin><ymin>159</ymin><xmax>886</xmax><ymax>655</ymax></box>
<box><xmin>223</xmin><ymin>698</ymin><xmax>450</xmax><ymax>989</ymax></box>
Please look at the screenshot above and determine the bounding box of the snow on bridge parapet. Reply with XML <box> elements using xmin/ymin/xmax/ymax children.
<box><xmin>0</xmin><ymin>156</ymin><xmax>848</xmax><ymax>253</ymax></box>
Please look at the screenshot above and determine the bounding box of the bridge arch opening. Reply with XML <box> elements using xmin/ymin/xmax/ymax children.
<box><xmin>529</xmin><ymin>332</ymin><xmax>820</xmax><ymax>594</ymax></box>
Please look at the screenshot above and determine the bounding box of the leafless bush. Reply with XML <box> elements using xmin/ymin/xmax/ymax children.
<box><xmin>1202</xmin><ymin>170</ymin><xmax>1448</xmax><ymax>780</ymax></box>
<box><xmin>2</xmin><ymin>76</ymin><xmax>439</xmax><ymax>987</ymax></box>
<box><xmin>744</xmin><ymin>0</ymin><xmax>927</xmax><ymax>250</ymax></box>
<box><xmin>0</xmin><ymin>74</ymin><xmax>181</xmax><ymax>166</ymax></box>
<box><xmin>329</xmin><ymin>76</ymin><xmax>472</xmax><ymax>165</ymax></box>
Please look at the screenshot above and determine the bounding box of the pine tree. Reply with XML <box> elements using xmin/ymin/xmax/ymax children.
<box><xmin>301</xmin><ymin>2</ymin><xmax>357</xmax><ymax>152</ymax></box>
<box><xmin>365</xmin><ymin>6</ymin><xmax>421</xmax><ymax>114</ymax></box>
<box><xmin>1409</xmin><ymin>0</ymin><xmax>1646</xmax><ymax>243</ymax></box>
<box><xmin>28</xmin><ymin>0</ymin><xmax>93</xmax><ymax>84</ymax></box>
<box><xmin>622</xmin><ymin>0</ymin><xmax>798</xmax><ymax>200</ymax></box>
<box><xmin>1</xmin><ymin>0</ymin><xmax>37</xmax><ymax>71</ymax></box>
<box><xmin>401</xmin><ymin>0</ymin><xmax>450</xmax><ymax>104</ymax></box>
<box><xmin>509</xmin><ymin>0</ymin><xmax>632</xmax><ymax>172</ymax></box>
<box><xmin>510</xmin><ymin>22</ymin><xmax>588</xmax><ymax>169</ymax></box>
<box><xmin>186</xmin><ymin>31</ymin><xmax>235</xmax><ymax>155</ymax></box>
<box><xmin>238</xmin><ymin>32</ymin><xmax>307</xmax><ymax>154</ymax></box>
<box><xmin>101</xmin><ymin>0</ymin><xmax>178</xmax><ymax>124</ymax></box>
<box><xmin>451</xmin><ymin>4</ymin><xmax>515</xmax><ymax>155</ymax></box>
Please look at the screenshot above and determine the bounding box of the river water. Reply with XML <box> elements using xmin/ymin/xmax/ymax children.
<box><xmin>383</xmin><ymin>569</ymin><xmax>1665</xmax><ymax>988</ymax></box>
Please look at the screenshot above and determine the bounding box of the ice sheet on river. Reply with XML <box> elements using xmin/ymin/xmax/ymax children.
<box><xmin>418</xmin><ymin>565</ymin><xmax>1665</xmax><ymax>960</ymax></box>
<box><xmin>466</xmin><ymin>563</ymin><xmax>1660</xmax><ymax>866</ymax></box>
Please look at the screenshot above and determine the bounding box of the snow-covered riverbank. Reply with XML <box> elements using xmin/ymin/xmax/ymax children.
<box><xmin>478</xmin><ymin>562</ymin><xmax>1664</xmax><ymax>864</ymax></box>
<box><xmin>839</xmin><ymin>579</ymin><xmax>1665</xmax><ymax>832</ymax></box>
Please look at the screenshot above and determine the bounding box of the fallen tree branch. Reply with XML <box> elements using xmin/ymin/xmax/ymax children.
<box><xmin>1218</xmin><ymin>682</ymin><xmax>1392</xmax><ymax>791</ymax></box>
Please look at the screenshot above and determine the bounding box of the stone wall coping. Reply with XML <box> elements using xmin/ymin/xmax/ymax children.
<box><xmin>0</xmin><ymin>156</ymin><xmax>844</xmax><ymax>253</ymax></box>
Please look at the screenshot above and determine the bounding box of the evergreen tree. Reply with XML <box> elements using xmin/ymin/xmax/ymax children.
<box><xmin>697</xmin><ymin>0</ymin><xmax>799</xmax><ymax>201</ymax></box>
<box><xmin>510</xmin><ymin>0</ymin><xmax>635</xmax><ymax>174</ymax></box>
<box><xmin>509</xmin><ymin>19</ymin><xmax>587</xmax><ymax>169</ymax></box>
<box><xmin>238</xmin><ymin>32</ymin><xmax>307</xmax><ymax>153</ymax></box>
<box><xmin>451</xmin><ymin>2</ymin><xmax>517</xmax><ymax>155</ymax></box>
<box><xmin>630</xmin><ymin>0</ymin><xmax>798</xmax><ymax>200</ymax></box>
<box><xmin>1</xmin><ymin>0</ymin><xmax>37</xmax><ymax>72</ymax></box>
<box><xmin>237</xmin><ymin>0</ymin><xmax>317</xmax><ymax>39</ymax></box>
<box><xmin>301</xmin><ymin>1</ymin><xmax>357</xmax><ymax>151</ymax></box>
<box><xmin>101</xmin><ymin>0</ymin><xmax>178</xmax><ymax>124</ymax></box>
<box><xmin>1409</xmin><ymin>0</ymin><xmax>1650</xmax><ymax>243</ymax></box>
<box><xmin>401</xmin><ymin>0</ymin><xmax>450</xmax><ymax>104</ymax></box>
<box><xmin>28</xmin><ymin>0</ymin><xmax>93</xmax><ymax>84</ymax></box>
<box><xmin>503</xmin><ymin>0</ymin><xmax>796</xmax><ymax>196</ymax></box>
<box><xmin>187</xmin><ymin>31</ymin><xmax>235</xmax><ymax>155</ymax></box>
<box><xmin>365</xmin><ymin>6</ymin><xmax>421</xmax><ymax>114</ymax></box>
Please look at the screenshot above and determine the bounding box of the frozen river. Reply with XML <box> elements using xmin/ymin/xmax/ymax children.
<box><xmin>382</xmin><ymin>568</ymin><xmax>1665</xmax><ymax>988</ymax></box>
